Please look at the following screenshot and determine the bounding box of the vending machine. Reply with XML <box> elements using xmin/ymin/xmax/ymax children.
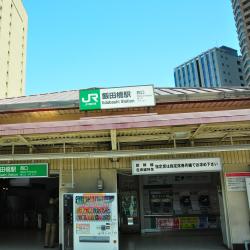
<box><xmin>73</xmin><ymin>193</ymin><xmax>119</xmax><ymax>250</ymax></box>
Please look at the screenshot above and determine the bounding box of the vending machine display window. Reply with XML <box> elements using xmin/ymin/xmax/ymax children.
<box><xmin>73</xmin><ymin>193</ymin><xmax>119</xmax><ymax>250</ymax></box>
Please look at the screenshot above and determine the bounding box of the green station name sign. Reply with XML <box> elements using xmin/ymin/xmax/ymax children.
<box><xmin>0</xmin><ymin>163</ymin><xmax>48</xmax><ymax>178</ymax></box>
<box><xmin>79</xmin><ymin>85</ymin><xmax>155</xmax><ymax>111</ymax></box>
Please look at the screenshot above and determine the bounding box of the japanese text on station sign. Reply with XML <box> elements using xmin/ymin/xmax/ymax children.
<box><xmin>132</xmin><ymin>158</ymin><xmax>221</xmax><ymax>175</ymax></box>
<box><xmin>79</xmin><ymin>85</ymin><xmax>155</xmax><ymax>111</ymax></box>
<box><xmin>0</xmin><ymin>164</ymin><xmax>48</xmax><ymax>178</ymax></box>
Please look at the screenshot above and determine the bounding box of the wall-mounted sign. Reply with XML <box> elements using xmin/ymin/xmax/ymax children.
<box><xmin>132</xmin><ymin>158</ymin><xmax>221</xmax><ymax>175</ymax></box>
<box><xmin>79</xmin><ymin>85</ymin><xmax>155</xmax><ymax>111</ymax></box>
<box><xmin>225</xmin><ymin>172</ymin><xmax>250</xmax><ymax>192</ymax></box>
<box><xmin>245</xmin><ymin>178</ymin><xmax>250</xmax><ymax>208</ymax></box>
<box><xmin>0</xmin><ymin>163</ymin><xmax>48</xmax><ymax>178</ymax></box>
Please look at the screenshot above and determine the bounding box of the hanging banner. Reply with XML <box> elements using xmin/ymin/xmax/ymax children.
<box><xmin>0</xmin><ymin>163</ymin><xmax>48</xmax><ymax>178</ymax></box>
<box><xmin>225</xmin><ymin>172</ymin><xmax>250</xmax><ymax>192</ymax></box>
<box><xmin>132</xmin><ymin>158</ymin><xmax>221</xmax><ymax>175</ymax></box>
<box><xmin>79</xmin><ymin>85</ymin><xmax>155</xmax><ymax>111</ymax></box>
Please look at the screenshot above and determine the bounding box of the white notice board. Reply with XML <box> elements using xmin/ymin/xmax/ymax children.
<box><xmin>246</xmin><ymin>178</ymin><xmax>250</xmax><ymax>208</ymax></box>
<box><xmin>225</xmin><ymin>172</ymin><xmax>250</xmax><ymax>192</ymax></box>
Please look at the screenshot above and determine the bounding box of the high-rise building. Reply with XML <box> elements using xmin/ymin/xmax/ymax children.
<box><xmin>0</xmin><ymin>0</ymin><xmax>28</xmax><ymax>98</ymax></box>
<box><xmin>231</xmin><ymin>0</ymin><xmax>250</xmax><ymax>86</ymax></box>
<box><xmin>174</xmin><ymin>46</ymin><xmax>245</xmax><ymax>88</ymax></box>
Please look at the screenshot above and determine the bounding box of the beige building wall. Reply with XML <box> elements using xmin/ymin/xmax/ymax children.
<box><xmin>0</xmin><ymin>0</ymin><xmax>27</xmax><ymax>98</ymax></box>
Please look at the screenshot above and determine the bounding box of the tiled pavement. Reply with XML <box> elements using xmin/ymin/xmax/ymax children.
<box><xmin>120</xmin><ymin>230</ymin><xmax>228</xmax><ymax>250</ymax></box>
<box><xmin>0</xmin><ymin>229</ymin><xmax>228</xmax><ymax>250</ymax></box>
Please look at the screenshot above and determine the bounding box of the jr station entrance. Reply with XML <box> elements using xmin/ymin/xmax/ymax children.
<box><xmin>0</xmin><ymin>164</ymin><xmax>59</xmax><ymax>250</ymax></box>
<box><xmin>118</xmin><ymin>157</ymin><xmax>228</xmax><ymax>250</ymax></box>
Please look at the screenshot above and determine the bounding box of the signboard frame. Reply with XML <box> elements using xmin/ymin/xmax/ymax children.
<box><xmin>245</xmin><ymin>178</ymin><xmax>250</xmax><ymax>208</ymax></box>
<box><xmin>132</xmin><ymin>158</ymin><xmax>222</xmax><ymax>176</ymax></box>
<box><xmin>79</xmin><ymin>85</ymin><xmax>155</xmax><ymax>111</ymax></box>
<box><xmin>0</xmin><ymin>163</ymin><xmax>49</xmax><ymax>178</ymax></box>
<box><xmin>225</xmin><ymin>172</ymin><xmax>250</xmax><ymax>192</ymax></box>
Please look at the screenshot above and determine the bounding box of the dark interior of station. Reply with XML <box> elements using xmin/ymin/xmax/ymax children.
<box><xmin>0</xmin><ymin>177</ymin><xmax>59</xmax><ymax>231</ymax></box>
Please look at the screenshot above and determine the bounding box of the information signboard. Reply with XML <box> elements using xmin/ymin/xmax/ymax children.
<box><xmin>132</xmin><ymin>158</ymin><xmax>221</xmax><ymax>175</ymax></box>
<box><xmin>0</xmin><ymin>163</ymin><xmax>48</xmax><ymax>178</ymax></box>
<box><xmin>79</xmin><ymin>85</ymin><xmax>155</xmax><ymax>111</ymax></box>
<box><xmin>245</xmin><ymin>178</ymin><xmax>250</xmax><ymax>209</ymax></box>
<box><xmin>225</xmin><ymin>172</ymin><xmax>250</xmax><ymax>191</ymax></box>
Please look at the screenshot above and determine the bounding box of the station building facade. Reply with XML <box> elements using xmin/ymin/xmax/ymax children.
<box><xmin>0</xmin><ymin>87</ymin><xmax>250</xmax><ymax>250</ymax></box>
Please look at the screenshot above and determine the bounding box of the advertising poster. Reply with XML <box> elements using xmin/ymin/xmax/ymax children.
<box><xmin>156</xmin><ymin>218</ymin><xmax>174</xmax><ymax>231</ymax></box>
<box><xmin>180</xmin><ymin>217</ymin><xmax>199</xmax><ymax>229</ymax></box>
<box><xmin>156</xmin><ymin>218</ymin><xmax>180</xmax><ymax>231</ymax></box>
<box><xmin>198</xmin><ymin>217</ymin><xmax>208</xmax><ymax>229</ymax></box>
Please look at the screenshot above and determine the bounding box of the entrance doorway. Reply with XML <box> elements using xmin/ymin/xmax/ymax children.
<box><xmin>118</xmin><ymin>172</ymin><xmax>228</xmax><ymax>250</ymax></box>
<box><xmin>0</xmin><ymin>176</ymin><xmax>59</xmax><ymax>250</ymax></box>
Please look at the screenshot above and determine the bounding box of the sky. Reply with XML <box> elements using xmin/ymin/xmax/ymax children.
<box><xmin>22</xmin><ymin>0</ymin><xmax>240</xmax><ymax>95</ymax></box>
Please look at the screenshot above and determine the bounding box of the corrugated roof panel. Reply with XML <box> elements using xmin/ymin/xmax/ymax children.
<box><xmin>159</xmin><ymin>88</ymin><xmax>184</xmax><ymax>95</ymax></box>
<box><xmin>154</xmin><ymin>89</ymin><xmax>171</xmax><ymax>95</ymax></box>
<box><xmin>0</xmin><ymin>87</ymin><xmax>249</xmax><ymax>108</ymax></box>
<box><xmin>171</xmin><ymin>88</ymin><xmax>198</xmax><ymax>94</ymax></box>
<box><xmin>215</xmin><ymin>88</ymin><xmax>234</xmax><ymax>92</ymax></box>
<box><xmin>198</xmin><ymin>88</ymin><xmax>221</xmax><ymax>93</ymax></box>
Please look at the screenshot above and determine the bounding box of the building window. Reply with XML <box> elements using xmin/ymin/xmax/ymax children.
<box><xmin>182</xmin><ymin>67</ymin><xmax>186</xmax><ymax>86</ymax></box>
<box><xmin>201</xmin><ymin>57</ymin><xmax>208</xmax><ymax>87</ymax></box>
<box><xmin>187</xmin><ymin>64</ymin><xmax>191</xmax><ymax>85</ymax></box>
<box><xmin>206</xmin><ymin>54</ymin><xmax>213</xmax><ymax>86</ymax></box>
<box><xmin>178</xmin><ymin>69</ymin><xmax>181</xmax><ymax>86</ymax></box>
<box><xmin>240</xmin><ymin>76</ymin><xmax>244</xmax><ymax>80</ymax></box>
<box><xmin>211</xmin><ymin>52</ymin><xmax>219</xmax><ymax>87</ymax></box>
<box><xmin>191</xmin><ymin>62</ymin><xmax>196</xmax><ymax>86</ymax></box>
<box><xmin>238</xmin><ymin>68</ymin><xmax>242</xmax><ymax>72</ymax></box>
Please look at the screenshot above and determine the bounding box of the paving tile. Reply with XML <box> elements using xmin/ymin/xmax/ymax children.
<box><xmin>0</xmin><ymin>229</ymin><xmax>228</xmax><ymax>250</ymax></box>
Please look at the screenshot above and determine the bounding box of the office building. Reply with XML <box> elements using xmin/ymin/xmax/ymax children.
<box><xmin>174</xmin><ymin>46</ymin><xmax>245</xmax><ymax>88</ymax></box>
<box><xmin>0</xmin><ymin>0</ymin><xmax>28</xmax><ymax>98</ymax></box>
<box><xmin>231</xmin><ymin>0</ymin><xmax>250</xmax><ymax>86</ymax></box>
